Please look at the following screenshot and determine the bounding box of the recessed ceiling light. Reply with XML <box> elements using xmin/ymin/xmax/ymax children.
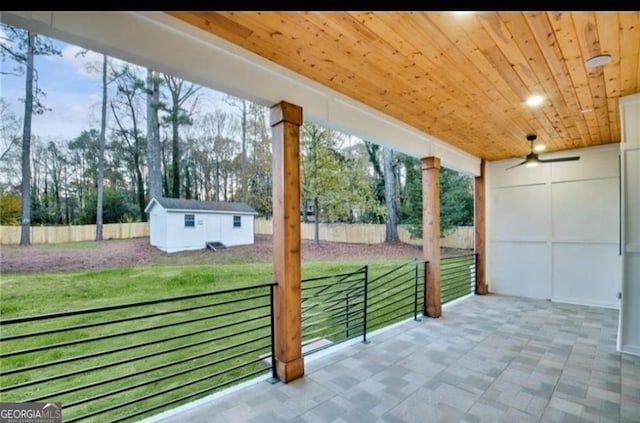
<box><xmin>526</xmin><ymin>95</ymin><xmax>544</xmax><ymax>107</ymax></box>
<box><xmin>533</xmin><ymin>144</ymin><xmax>546</xmax><ymax>152</ymax></box>
<box><xmin>585</xmin><ymin>54</ymin><xmax>612</xmax><ymax>68</ymax></box>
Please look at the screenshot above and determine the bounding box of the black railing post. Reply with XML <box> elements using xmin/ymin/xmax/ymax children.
<box><xmin>362</xmin><ymin>266</ymin><xmax>369</xmax><ymax>344</ymax></box>
<box><xmin>345</xmin><ymin>294</ymin><xmax>350</xmax><ymax>337</ymax></box>
<box><xmin>424</xmin><ymin>261</ymin><xmax>429</xmax><ymax>315</ymax></box>
<box><xmin>413</xmin><ymin>260</ymin><xmax>421</xmax><ymax>321</ymax></box>
<box><xmin>267</xmin><ymin>284</ymin><xmax>279</xmax><ymax>384</ymax></box>
<box><xmin>474</xmin><ymin>253</ymin><xmax>479</xmax><ymax>294</ymax></box>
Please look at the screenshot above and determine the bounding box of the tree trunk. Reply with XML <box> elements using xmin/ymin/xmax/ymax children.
<box><xmin>171</xmin><ymin>92</ymin><xmax>180</xmax><ymax>198</ymax></box>
<box><xmin>53</xmin><ymin>160</ymin><xmax>62</xmax><ymax>224</ymax></box>
<box><xmin>133</xmin><ymin>147</ymin><xmax>146</xmax><ymax>221</ymax></box>
<box><xmin>364</xmin><ymin>141</ymin><xmax>386</xmax><ymax>218</ymax></box>
<box><xmin>19</xmin><ymin>32</ymin><xmax>35</xmax><ymax>246</ymax></box>
<box><xmin>214</xmin><ymin>159</ymin><xmax>220</xmax><ymax>201</ymax></box>
<box><xmin>314</xmin><ymin>197</ymin><xmax>320</xmax><ymax>245</ymax></box>
<box><xmin>146</xmin><ymin>69</ymin><xmax>162</xmax><ymax>200</ymax></box>
<box><xmin>184</xmin><ymin>165</ymin><xmax>191</xmax><ymax>200</ymax></box>
<box><xmin>96</xmin><ymin>54</ymin><xmax>107</xmax><ymax>241</ymax></box>
<box><xmin>241</xmin><ymin>100</ymin><xmax>248</xmax><ymax>201</ymax></box>
<box><xmin>43</xmin><ymin>150</ymin><xmax>48</xmax><ymax>210</ymax></box>
<box><xmin>64</xmin><ymin>165</ymin><xmax>70</xmax><ymax>224</ymax></box>
<box><xmin>302</xmin><ymin>199</ymin><xmax>309</xmax><ymax>223</ymax></box>
<box><xmin>223</xmin><ymin>169</ymin><xmax>228</xmax><ymax>201</ymax></box>
<box><xmin>383</xmin><ymin>146</ymin><xmax>399</xmax><ymax>242</ymax></box>
<box><xmin>161</xmin><ymin>140</ymin><xmax>169</xmax><ymax>196</ymax></box>
<box><xmin>164</xmin><ymin>75</ymin><xmax>199</xmax><ymax>199</ymax></box>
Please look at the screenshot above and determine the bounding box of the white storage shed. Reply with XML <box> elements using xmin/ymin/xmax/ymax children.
<box><xmin>145</xmin><ymin>197</ymin><xmax>258</xmax><ymax>253</ymax></box>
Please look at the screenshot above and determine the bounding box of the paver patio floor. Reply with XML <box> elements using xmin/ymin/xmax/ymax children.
<box><xmin>147</xmin><ymin>294</ymin><xmax>640</xmax><ymax>423</ymax></box>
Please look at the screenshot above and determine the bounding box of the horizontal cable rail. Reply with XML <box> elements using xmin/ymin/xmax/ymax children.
<box><xmin>440</xmin><ymin>254</ymin><xmax>476</xmax><ymax>304</ymax></box>
<box><xmin>0</xmin><ymin>255</ymin><xmax>478</xmax><ymax>423</ymax></box>
<box><xmin>301</xmin><ymin>266</ymin><xmax>368</xmax><ymax>355</ymax></box>
<box><xmin>300</xmin><ymin>259</ymin><xmax>428</xmax><ymax>354</ymax></box>
<box><xmin>0</xmin><ymin>283</ymin><xmax>277</xmax><ymax>423</ymax></box>
<box><xmin>367</xmin><ymin>260</ymin><xmax>426</xmax><ymax>331</ymax></box>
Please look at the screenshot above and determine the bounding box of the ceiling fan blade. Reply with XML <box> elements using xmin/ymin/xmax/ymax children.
<box><xmin>538</xmin><ymin>156</ymin><xmax>580</xmax><ymax>163</ymax></box>
<box><xmin>505</xmin><ymin>160</ymin><xmax>527</xmax><ymax>170</ymax></box>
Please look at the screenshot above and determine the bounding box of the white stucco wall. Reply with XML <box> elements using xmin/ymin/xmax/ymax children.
<box><xmin>486</xmin><ymin>144</ymin><xmax>622</xmax><ymax>309</ymax></box>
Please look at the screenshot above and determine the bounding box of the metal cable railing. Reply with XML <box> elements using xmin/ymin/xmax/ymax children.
<box><xmin>0</xmin><ymin>283</ymin><xmax>276</xmax><ymax>422</ymax></box>
<box><xmin>440</xmin><ymin>254</ymin><xmax>476</xmax><ymax>304</ymax></box>
<box><xmin>1</xmin><ymin>255</ymin><xmax>476</xmax><ymax>422</ymax></box>
<box><xmin>301</xmin><ymin>266</ymin><xmax>368</xmax><ymax>355</ymax></box>
<box><xmin>367</xmin><ymin>260</ymin><xmax>427</xmax><ymax>332</ymax></box>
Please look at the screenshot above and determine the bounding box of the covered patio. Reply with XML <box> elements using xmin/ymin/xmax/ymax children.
<box><xmin>148</xmin><ymin>294</ymin><xmax>639</xmax><ymax>423</ymax></box>
<box><xmin>1</xmin><ymin>11</ymin><xmax>639</xmax><ymax>422</ymax></box>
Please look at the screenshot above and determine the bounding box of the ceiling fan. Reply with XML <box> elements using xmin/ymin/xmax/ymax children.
<box><xmin>506</xmin><ymin>134</ymin><xmax>580</xmax><ymax>170</ymax></box>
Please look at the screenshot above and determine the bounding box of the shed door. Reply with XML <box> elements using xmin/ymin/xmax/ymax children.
<box><xmin>205</xmin><ymin>215</ymin><xmax>221</xmax><ymax>242</ymax></box>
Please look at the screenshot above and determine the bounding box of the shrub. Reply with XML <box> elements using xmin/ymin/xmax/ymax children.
<box><xmin>0</xmin><ymin>194</ymin><xmax>21</xmax><ymax>225</ymax></box>
<box><xmin>80</xmin><ymin>189</ymin><xmax>138</xmax><ymax>224</ymax></box>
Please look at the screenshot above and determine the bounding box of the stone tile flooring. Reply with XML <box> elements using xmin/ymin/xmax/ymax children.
<box><xmin>147</xmin><ymin>295</ymin><xmax>640</xmax><ymax>423</ymax></box>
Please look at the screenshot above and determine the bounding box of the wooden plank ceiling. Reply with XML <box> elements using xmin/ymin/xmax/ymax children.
<box><xmin>167</xmin><ymin>12</ymin><xmax>640</xmax><ymax>161</ymax></box>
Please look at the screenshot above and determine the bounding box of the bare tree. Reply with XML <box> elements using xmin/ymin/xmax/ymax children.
<box><xmin>17</xmin><ymin>32</ymin><xmax>34</xmax><ymax>245</ymax></box>
<box><xmin>1</xmin><ymin>25</ymin><xmax>60</xmax><ymax>245</ymax></box>
<box><xmin>163</xmin><ymin>74</ymin><xmax>200</xmax><ymax>198</ymax></box>
<box><xmin>146</xmin><ymin>68</ymin><xmax>163</xmax><ymax>200</ymax></box>
<box><xmin>111</xmin><ymin>66</ymin><xmax>147</xmax><ymax>221</ymax></box>
<box><xmin>73</xmin><ymin>48</ymin><xmax>120</xmax><ymax>238</ymax></box>
<box><xmin>46</xmin><ymin>140</ymin><xmax>67</xmax><ymax>224</ymax></box>
<box><xmin>0</xmin><ymin>99</ymin><xmax>20</xmax><ymax>161</ymax></box>
<box><xmin>0</xmin><ymin>103</ymin><xmax>21</xmax><ymax>191</ymax></box>
<box><xmin>225</xmin><ymin>96</ymin><xmax>250</xmax><ymax>201</ymax></box>
<box><xmin>96</xmin><ymin>54</ymin><xmax>108</xmax><ymax>241</ymax></box>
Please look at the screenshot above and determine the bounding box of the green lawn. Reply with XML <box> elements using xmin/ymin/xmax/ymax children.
<box><xmin>0</xmin><ymin>264</ymin><xmax>273</xmax><ymax>318</ymax></box>
<box><xmin>0</xmin><ymin>260</ymin><xmax>418</xmax><ymax>422</ymax></box>
<box><xmin>0</xmin><ymin>257</ymin><xmax>473</xmax><ymax>422</ymax></box>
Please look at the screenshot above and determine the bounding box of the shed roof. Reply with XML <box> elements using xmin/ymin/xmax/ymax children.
<box><xmin>145</xmin><ymin>197</ymin><xmax>258</xmax><ymax>214</ymax></box>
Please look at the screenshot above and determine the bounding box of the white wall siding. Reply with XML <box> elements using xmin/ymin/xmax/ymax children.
<box><xmin>217</xmin><ymin>214</ymin><xmax>254</xmax><ymax>246</ymax></box>
<box><xmin>151</xmin><ymin>211</ymin><xmax>255</xmax><ymax>253</ymax></box>
<box><xmin>165</xmin><ymin>212</ymin><xmax>199</xmax><ymax>253</ymax></box>
<box><xmin>490</xmin><ymin>241</ymin><xmax>551</xmax><ymax>299</ymax></box>
<box><xmin>148</xmin><ymin>206</ymin><xmax>166</xmax><ymax>249</ymax></box>
<box><xmin>551</xmin><ymin>243</ymin><xmax>621</xmax><ymax>308</ymax></box>
<box><xmin>490</xmin><ymin>184</ymin><xmax>550</xmax><ymax>241</ymax></box>
<box><xmin>619</xmin><ymin>93</ymin><xmax>640</xmax><ymax>356</ymax></box>
<box><xmin>487</xmin><ymin>144</ymin><xmax>621</xmax><ymax>309</ymax></box>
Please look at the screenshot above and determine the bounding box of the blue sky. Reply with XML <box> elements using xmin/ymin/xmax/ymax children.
<box><xmin>2</xmin><ymin>37</ymin><xmax>109</xmax><ymax>140</ymax></box>
<box><xmin>1</xmin><ymin>25</ymin><xmax>228</xmax><ymax>143</ymax></box>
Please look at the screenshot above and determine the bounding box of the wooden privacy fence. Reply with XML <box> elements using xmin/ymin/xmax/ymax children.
<box><xmin>0</xmin><ymin>223</ymin><xmax>149</xmax><ymax>245</ymax></box>
<box><xmin>254</xmin><ymin>219</ymin><xmax>474</xmax><ymax>250</ymax></box>
<box><xmin>0</xmin><ymin>221</ymin><xmax>473</xmax><ymax>249</ymax></box>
